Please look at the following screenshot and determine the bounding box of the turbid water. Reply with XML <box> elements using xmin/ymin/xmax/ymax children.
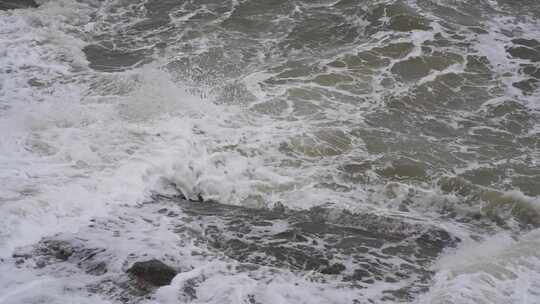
<box><xmin>1</xmin><ymin>0</ymin><xmax>539</xmax><ymax>303</ymax></box>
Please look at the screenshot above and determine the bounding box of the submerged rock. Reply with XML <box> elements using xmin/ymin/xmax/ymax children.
<box><xmin>176</xmin><ymin>198</ymin><xmax>460</xmax><ymax>298</ymax></box>
<box><xmin>13</xmin><ymin>237</ymin><xmax>109</xmax><ymax>275</ymax></box>
<box><xmin>0</xmin><ymin>0</ymin><xmax>38</xmax><ymax>10</ymax></box>
<box><xmin>127</xmin><ymin>259</ymin><xmax>177</xmax><ymax>287</ymax></box>
<box><xmin>83</xmin><ymin>44</ymin><xmax>150</xmax><ymax>72</ymax></box>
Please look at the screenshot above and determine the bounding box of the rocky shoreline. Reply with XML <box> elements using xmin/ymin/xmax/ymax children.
<box><xmin>4</xmin><ymin>195</ymin><xmax>461</xmax><ymax>303</ymax></box>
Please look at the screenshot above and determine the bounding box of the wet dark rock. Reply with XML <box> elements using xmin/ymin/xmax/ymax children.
<box><xmin>13</xmin><ymin>237</ymin><xmax>109</xmax><ymax>275</ymax></box>
<box><xmin>172</xmin><ymin>197</ymin><xmax>460</xmax><ymax>298</ymax></box>
<box><xmin>0</xmin><ymin>0</ymin><xmax>38</xmax><ymax>10</ymax></box>
<box><xmin>415</xmin><ymin>230</ymin><xmax>456</xmax><ymax>258</ymax></box>
<box><xmin>5</xmin><ymin>196</ymin><xmax>462</xmax><ymax>303</ymax></box>
<box><xmin>127</xmin><ymin>259</ymin><xmax>177</xmax><ymax>287</ymax></box>
<box><xmin>86</xmin><ymin>261</ymin><xmax>108</xmax><ymax>275</ymax></box>
<box><xmin>83</xmin><ymin>44</ymin><xmax>150</xmax><ymax>72</ymax></box>
<box><xmin>273</xmin><ymin>201</ymin><xmax>286</xmax><ymax>213</ymax></box>
<box><xmin>39</xmin><ymin>240</ymin><xmax>74</xmax><ymax>261</ymax></box>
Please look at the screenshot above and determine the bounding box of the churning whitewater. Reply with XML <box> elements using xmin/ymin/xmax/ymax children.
<box><xmin>1</xmin><ymin>0</ymin><xmax>539</xmax><ymax>303</ymax></box>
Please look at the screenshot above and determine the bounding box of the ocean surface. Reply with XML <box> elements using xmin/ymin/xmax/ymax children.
<box><xmin>1</xmin><ymin>0</ymin><xmax>540</xmax><ymax>303</ymax></box>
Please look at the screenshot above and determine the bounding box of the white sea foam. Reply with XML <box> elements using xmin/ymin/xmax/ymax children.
<box><xmin>417</xmin><ymin>229</ymin><xmax>540</xmax><ymax>304</ymax></box>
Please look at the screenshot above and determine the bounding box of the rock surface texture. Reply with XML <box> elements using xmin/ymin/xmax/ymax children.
<box><xmin>127</xmin><ymin>259</ymin><xmax>178</xmax><ymax>287</ymax></box>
